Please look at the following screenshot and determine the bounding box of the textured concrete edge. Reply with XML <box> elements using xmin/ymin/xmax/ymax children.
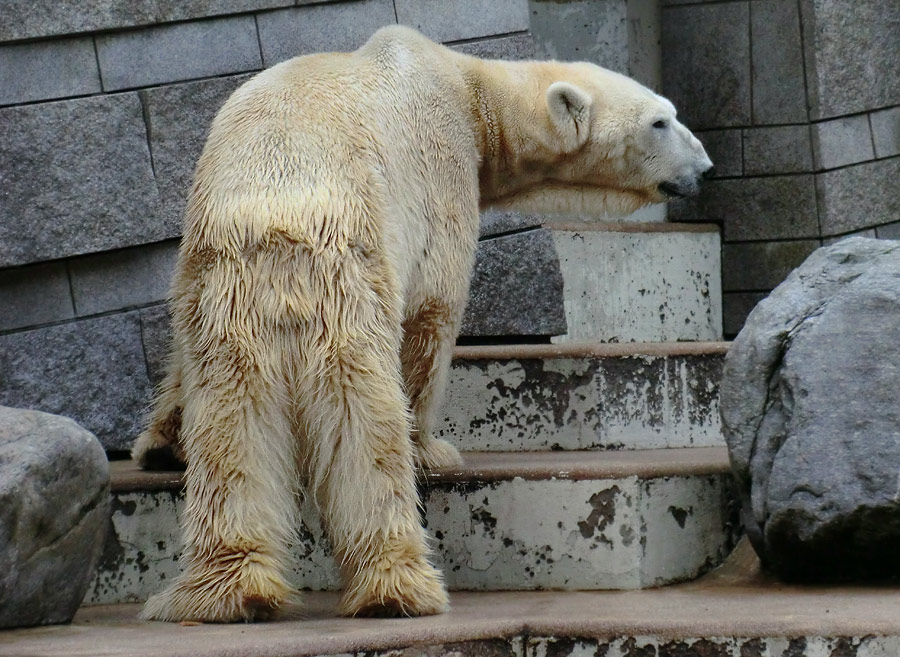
<box><xmin>544</xmin><ymin>221</ymin><xmax>721</xmax><ymax>234</ymax></box>
<box><xmin>108</xmin><ymin>448</ymin><xmax>732</xmax><ymax>492</ymax></box>
<box><xmin>11</xmin><ymin>581</ymin><xmax>900</xmax><ymax>657</ymax></box>
<box><xmin>452</xmin><ymin>341</ymin><xmax>730</xmax><ymax>360</ymax></box>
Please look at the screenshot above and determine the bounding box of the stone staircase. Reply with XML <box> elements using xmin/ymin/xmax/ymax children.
<box><xmin>4</xmin><ymin>221</ymin><xmax>900</xmax><ymax>656</ymax></box>
<box><xmin>81</xmin><ymin>219</ymin><xmax>735</xmax><ymax>607</ymax></box>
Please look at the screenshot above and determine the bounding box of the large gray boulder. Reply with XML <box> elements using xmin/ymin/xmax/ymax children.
<box><xmin>721</xmin><ymin>237</ymin><xmax>900</xmax><ymax>582</ymax></box>
<box><xmin>0</xmin><ymin>406</ymin><xmax>110</xmax><ymax>628</ymax></box>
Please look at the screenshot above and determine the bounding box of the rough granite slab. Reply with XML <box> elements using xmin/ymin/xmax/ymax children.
<box><xmin>0</xmin><ymin>313</ymin><xmax>153</xmax><ymax>452</ymax></box>
<box><xmin>0</xmin><ymin>94</ymin><xmax>165</xmax><ymax>267</ymax></box>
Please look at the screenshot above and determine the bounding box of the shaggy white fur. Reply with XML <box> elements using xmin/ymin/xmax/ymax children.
<box><xmin>132</xmin><ymin>25</ymin><xmax>711</xmax><ymax>622</ymax></box>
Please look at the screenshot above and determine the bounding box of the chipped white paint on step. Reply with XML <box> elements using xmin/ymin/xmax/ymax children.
<box><xmin>549</xmin><ymin>226</ymin><xmax>722</xmax><ymax>343</ymax></box>
<box><xmin>85</xmin><ymin>471</ymin><xmax>736</xmax><ymax>604</ymax></box>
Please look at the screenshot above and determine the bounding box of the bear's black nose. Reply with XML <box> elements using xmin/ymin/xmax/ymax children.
<box><xmin>702</xmin><ymin>165</ymin><xmax>716</xmax><ymax>180</ymax></box>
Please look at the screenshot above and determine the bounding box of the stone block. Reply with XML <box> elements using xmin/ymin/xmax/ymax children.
<box><xmin>461</xmin><ymin>229</ymin><xmax>566</xmax><ymax>337</ymax></box>
<box><xmin>801</xmin><ymin>0</ymin><xmax>900</xmax><ymax>120</ymax></box>
<box><xmin>140</xmin><ymin>74</ymin><xmax>253</xmax><ymax>218</ymax></box>
<box><xmin>96</xmin><ymin>16</ymin><xmax>261</xmax><ymax>91</ymax></box>
<box><xmin>0</xmin><ymin>263</ymin><xmax>74</xmax><ymax>332</ymax></box>
<box><xmin>696</xmin><ymin>129</ymin><xmax>742</xmax><ymax>178</ymax></box>
<box><xmin>0</xmin><ymin>95</ymin><xmax>165</xmax><ymax>267</ymax></box>
<box><xmin>140</xmin><ymin>304</ymin><xmax>172</xmax><ymax>388</ymax></box>
<box><xmin>870</xmin><ymin>106</ymin><xmax>900</xmax><ymax>159</ymax></box>
<box><xmin>396</xmin><ymin>0</ymin><xmax>529</xmax><ymax>44</ymax></box>
<box><xmin>0</xmin><ymin>407</ymin><xmax>109</xmax><ymax>629</ymax></box>
<box><xmin>256</xmin><ymin>0</ymin><xmax>395</xmax><ymax>66</ymax></box>
<box><xmin>750</xmin><ymin>0</ymin><xmax>807</xmax><ymax>125</ymax></box>
<box><xmin>816</xmin><ymin>157</ymin><xmax>900</xmax><ymax>236</ymax></box>
<box><xmin>723</xmin><ymin>292</ymin><xmax>766</xmax><ymax>337</ymax></box>
<box><xmin>451</xmin><ymin>33</ymin><xmax>536</xmax><ymax>61</ymax></box>
<box><xmin>812</xmin><ymin>115</ymin><xmax>875</xmax><ymax>170</ymax></box>
<box><xmin>0</xmin><ymin>38</ymin><xmax>100</xmax><ymax>106</ymax></box>
<box><xmin>669</xmin><ymin>176</ymin><xmax>819</xmax><ymax>241</ymax></box>
<box><xmin>0</xmin><ymin>0</ymin><xmax>294</xmax><ymax>42</ymax></box>
<box><xmin>0</xmin><ymin>313</ymin><xmax>154</xmax><ymax>452</ymax></box>
<box><xmin>743</xmin><ymin>126</ymin><xmax>813</xmax><ymax>175</ymax></box>
<box><xmin>722</xmin><ymin>240</ymin><xmax>820</xmax><ymax>291</ymax></box>
<box><xmin>528</xmin><ymin>0</ymin><xmax>627</xmax><ymax>71</ymax></box>
<box><xmin>69</xmin><ymin>241</ymin><xmax>179</xmax><ymax>316</ymax></box>
<box><xmin>661</xmin><ymin>3</ymin><xmax>751</xmax><ymax>129</ymax></box>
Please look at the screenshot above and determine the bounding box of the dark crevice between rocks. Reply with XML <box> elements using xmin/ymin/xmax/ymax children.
<box><xmin>137</xmin><ymin>89</ymin><xmax>157</xmax><ymax>181</ymax></box>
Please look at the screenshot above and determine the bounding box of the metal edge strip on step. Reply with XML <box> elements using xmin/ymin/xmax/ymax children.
<box><xmin>543</xmin><ymin>221</ymin><xmax>720</xmax><ymax>233</ymax></box>
<box><xmin>452</xmin><ymin>341</ymin><xmax>730</xmax><ymax>360</ymax></box>
<box><xmin>108</xmin><ymin>447</ymin><xmax>732</xmax><ymax>493</ymax></box>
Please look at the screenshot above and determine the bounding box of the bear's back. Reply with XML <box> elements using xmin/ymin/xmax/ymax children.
<box><xmin>183</xmin><ymin>28</ymin><xmax>474</xmax><ymax>253</ymax></box>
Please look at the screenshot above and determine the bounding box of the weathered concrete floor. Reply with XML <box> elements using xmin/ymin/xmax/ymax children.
<box><xmin>4</xmin><ymin>543</ymin><xmax>900</xmax><ymax>657</ymax></box>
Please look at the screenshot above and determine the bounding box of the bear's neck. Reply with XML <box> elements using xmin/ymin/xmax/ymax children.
<box><xmin>460</xmin><ymin>59</ymin><xmax>562</xmax><ymax>207</ymax></box>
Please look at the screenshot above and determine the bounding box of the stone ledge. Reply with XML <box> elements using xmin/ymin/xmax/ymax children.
<box><xmin>6</xmin><ymin>543</ymin><xmax>900</xmax><ymax>657</ymax></box>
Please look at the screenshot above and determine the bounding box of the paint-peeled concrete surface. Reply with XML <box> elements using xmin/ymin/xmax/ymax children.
<box><xmin>549</xmin><ymin>223</ymin><xmax>722</xmax><ymax>343</ymax></box>
<box><xmin>85</xmin><ymin>449</ymin><xmax>736</xmax><ymax>604</ymax></box>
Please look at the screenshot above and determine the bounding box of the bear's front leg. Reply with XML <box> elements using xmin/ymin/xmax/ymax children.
<box><xmin>302</xmin><ymin>315</ymin><xmax>449</xmax><ymax>617</ymax></box>
<box><xmin>401</xmin><ymin>299</ymin><xmax>464</xmax><ymax>470</ymax></box>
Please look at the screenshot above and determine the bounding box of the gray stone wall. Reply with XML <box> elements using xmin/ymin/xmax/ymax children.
<box><xmin>0</xmin><ymin>0</ymin><xmax>535</xmax><ymax>453</ymax></box>
<box><xmin>661</xmin><ymin>0</ymin><xmax>900</xmax><ymax>335</ymax></box>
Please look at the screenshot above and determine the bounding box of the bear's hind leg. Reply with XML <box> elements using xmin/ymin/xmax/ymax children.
<box><xmin>302</xmin><ymin>329</ymin><xmax>448</xmax><ymax>617</ymax></box>
<box><xmin>132</xmin><ymin>347</ymin><xmax>187</xmax><ymax>470</ymax></box>
<box><xmin>401</xmin><ymin>300</ymin><xmax>463</xmax><ymax>470</ymax></box>
<box><xmin>140</xmin><ymin>338</ymin><xmax>300</xmax><ymax>622</ymax></box>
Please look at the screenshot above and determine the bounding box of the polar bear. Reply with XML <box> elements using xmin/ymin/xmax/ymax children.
<box><xmin>133</xmin><ymin>25</ymin><xmax>712</xmax><ymax>622</ymax></box>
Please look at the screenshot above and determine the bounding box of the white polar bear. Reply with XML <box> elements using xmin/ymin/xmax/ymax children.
<box><xmin>133</xmin><ymin>25</ymin><xmax>712</xmax><ymax>623</ymax></box>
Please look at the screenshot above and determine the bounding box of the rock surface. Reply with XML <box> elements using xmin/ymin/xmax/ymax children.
<box><xmin>721</xmin><ymin>237</ymin><xmax>900</xmax><ymax>581</ymax></box>
<box><xmin>0</xmin><ymin>406</ymin><xmax>110</xmax><ymax>628</ymax></box>
<box><xmin>0</xmin><ymin>312</ymin><xmax>154</xmax><ymax>453</ymax></box>
<box><xmin>461</xmin><ymin>228</ymin><xmax>566</xmax><ymax>337</ymax></box>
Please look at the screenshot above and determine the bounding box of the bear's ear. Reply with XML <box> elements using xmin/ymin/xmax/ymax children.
<box><xmin>546</xmin><ymin>82</ymin><xmax>592</xmax><ymax>152</ymax></box>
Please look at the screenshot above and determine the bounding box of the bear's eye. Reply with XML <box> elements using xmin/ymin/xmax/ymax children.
<box><xmin>653</xmin><ymin>120</ymin><xmax>668</xmax><ymax>130</ymax></box>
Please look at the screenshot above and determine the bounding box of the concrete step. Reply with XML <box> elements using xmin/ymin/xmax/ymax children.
<box><xmin>439</xmin><ymin>342</ymin><xmax>727</xmax><ymax>452</ymax></box>
<box><xmin>85</xmin><ymin>448</ymin><xmax>738</xmax><ymax>605</ymax></box>
<box><xmin>9</xmin><ymin>543</ymin><xmax>900</xmax><ymax>657</ymax></box>
<box><xmin>548</xmin><ymin>222</ymin><xmax>722</xmax><ymax>343</ymax></box>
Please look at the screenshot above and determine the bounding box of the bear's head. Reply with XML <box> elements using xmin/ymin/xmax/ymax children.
<box><xmin>485</xmin><ymin>62</ymin><xmax>713</xmax><ymax>217</ymax></box>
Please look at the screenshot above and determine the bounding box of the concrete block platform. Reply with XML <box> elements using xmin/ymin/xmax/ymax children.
<box><xmin>441</xmin><ymin>342</ymin><xmax>727</xmax><ymax>451</ymax></box>
<box><xmin>547</xmin><ymin>222</ymin><xmax>723</xmax><ymax>343</ymax></box>
<box><xmin>6</xmin><ymin>543</ymin><xmax>900</xmax><ymax>657</ymax></box>
<box><xmin>85</xmin><ymin>448</ymin><xmax>738</xmax><ymax>605</ymax></box>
